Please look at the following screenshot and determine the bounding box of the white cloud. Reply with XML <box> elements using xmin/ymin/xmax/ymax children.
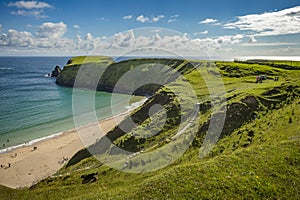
<box><xmin>152</xmin><ymin>15</ymin><xmax>164</xmax><ymax>22</ymax></box>
<box><xmin>224</xmin><ymin>6</ymin><xmax>300</xmax><ymax>36</ymax></box>
<box><xmin>110</xmin><ymin>30</ymin><xmax>136</xmax><ymax>48</ymax></box>
<box><xmin>241</xmin><ymin>42</ymin><xmax>300</xmax><ymax>47</ymax></box>
<box><xmin>73</xmin><ymin>24</ymin><xmax>80</xmax><ymax>29</ymax></box>
<box><xmin>168</xmin><ymin>19</ymin><xmax>177</xmax><ymax>23</ymax></box>
<box><xmin>85</xmin><ymin>33</ymin><xmax>93</xmax><ymax>41</ymax></box>
<box><xmin>136</xmin><ymin>15</ymin><xmax>149</xmax><ymax>23</ymax></box>
<box><xmin>0</xmin><ymin>24</ymin><xmax>2</xmax><ymax>32</ymax></box>
<box><xmin>8</xmin><ymin>1</ymin><xmax>52</xmax><ymax>18</ymax></box>
<box><xmin>193</xmin><ymin>30</ymin><xmax>208</xmax><ymax>35</ymax></box>
<box><xmin>37</xmin><ymin>22</ymin><xmax>67</xmax><ymax>39</ymax></box>
<box><xmin>136</xmin><ymin>14</ymin><xmax>165</xmax><ymax>23</ymax></box>
<box><xmin>0</xmin><ymin>23</ymin><xmax>101</xmax><ymax>54</ymax></box>
<box><xmin>4</xmin><ymin>23</ymin><xmax>298</xmax><ymax>58</ymax></box>
<box><xmin>215</xmin><ymin>34</ymin><xmax>244</xmax><ymax>44</ymax></box>
<box><xmin>168</xmin><ymin>14</ymin><xmax>179</xmax><ymax>23</ymax></box>
<box><xmin>248</xmin><ymin>36</ymin><xmax>257</xmax><ymax>43</ymax></box>
<box><xmin>123</xmin><ymin>15</ymin><xmax>132</xmax><ymax>19</ymax></box>
<box><xmin>75</xmin><ymin>33</ymin><xmax>100</xmax><ymax>51</ymax></box>
<box><xmin>0</xmin><ymin>29</ymin><xmax>33</xmax><ymax>47</ymax></box>
<box><xmin>8</xmin><ymin>1</ymin><xmax>52</xmax><ymax>9</ymax></box>
<box><xmin>198</xmin><ymin>18</ymin><xmax>218</xmax><ymax>24</ymax></box>
<box><xmin>0</xmin><ymin>27</ymin><xmax>239</xmax><ymax>56</ymax></box>
<box><xmin>11</xmin><ymin>9</ymin><xmax>47</xmax><ymax>18</ymax></box>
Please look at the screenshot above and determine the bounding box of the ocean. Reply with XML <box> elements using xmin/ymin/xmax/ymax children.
<box><xmin>0</xmin><ymin>57</ymin><xmax>134</xmax><ymax>152</ymax></box>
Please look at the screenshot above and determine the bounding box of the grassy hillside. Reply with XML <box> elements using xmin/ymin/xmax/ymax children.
<box><xmin>1</xmin><ymin>59</ymin><xmax>299</xmax><ymax>199</ymax></box>
<box><xmin>65</xmin><ymin>56</ymin><xmax>114</xmax><ymax>67</ymax></box>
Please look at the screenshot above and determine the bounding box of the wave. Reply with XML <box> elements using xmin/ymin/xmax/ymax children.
<box><xmin>0</xmin><ymin>67</ymin><xmax>14</xmax><ymax>70</ymax></box>
<box><xmin>0</xmin><ymin>131</ymin><xmax>64</xmax><ymax>154</ymax></box>
<box><xmin>125</xmin><ymin>97</ymin><xmax>148</xmax><ymax>110</ymax></box>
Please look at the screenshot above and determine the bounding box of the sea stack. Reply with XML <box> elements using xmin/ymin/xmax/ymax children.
<box><xmin>51</xmin><ymin>65</ymin><xmax>62</xmax><ymax>77</ymax></box>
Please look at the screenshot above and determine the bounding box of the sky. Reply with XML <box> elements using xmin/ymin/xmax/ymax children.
<box><xmin>0</xmin><ymin>0</ymin><xmax>300</xmax><ymax>59</ymax></box>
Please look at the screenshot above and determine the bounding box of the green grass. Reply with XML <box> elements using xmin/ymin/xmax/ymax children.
<box><xmin>1</xmin><ymin>59</ymin><xmax>299</xmax><ymax>199</ymax></box>
<box><xmin>65</xmin><ymin>56</ymin><xmax>113</xmax><ymax>67</ymax></box>
<box><xmin>237</xmin><ymin>59</ymin><xmax>300</xmax><ymax>70</ymax></box>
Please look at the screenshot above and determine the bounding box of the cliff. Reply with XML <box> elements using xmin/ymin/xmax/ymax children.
<box><xmin>56</xmin><ymin>56</ymin><xmax>194</xmax><ymax>95</ymax></box>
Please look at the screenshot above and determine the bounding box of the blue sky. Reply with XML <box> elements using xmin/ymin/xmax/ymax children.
<box><xmin>0</xmin><ymin>0</ymin><xmax>300</xmax><ymax>59</ymax></box>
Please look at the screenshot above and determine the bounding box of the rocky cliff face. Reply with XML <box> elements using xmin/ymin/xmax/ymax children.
<box><xmin>56</xmin><ymin>57</ymin><xmax>194</xmax><ymax>96</ymax></box>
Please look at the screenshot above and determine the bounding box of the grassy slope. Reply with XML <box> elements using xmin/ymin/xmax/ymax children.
<box><xmin>1</xmin><ymin>60</ymin><xmax>299</xmax><ymax>199</ymax></box>
<box><xmin>65</xmin><ymin>56</ymin><xmax>113</xmax><ymax>67</ymax></box>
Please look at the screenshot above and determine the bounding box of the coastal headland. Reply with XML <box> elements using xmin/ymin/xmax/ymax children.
<box><xmin>1</xmin><ymin>56</ymin><xmax>299</xmax><ymax>199</ymax></box>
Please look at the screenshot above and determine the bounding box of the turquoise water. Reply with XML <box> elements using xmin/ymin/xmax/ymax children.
<box><xmin>0</xmin><ymin>57</ymin><xmax>132</xmax><ymax>151</ymax></box>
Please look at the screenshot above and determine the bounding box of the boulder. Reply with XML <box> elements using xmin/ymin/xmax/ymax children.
<box><xmin>81</xmin><ymin>172</ymin><xmax>98</xmax><ymax>184</ymax></box>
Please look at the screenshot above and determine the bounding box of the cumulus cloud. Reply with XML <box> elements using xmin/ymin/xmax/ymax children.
<box><xmin>110</xmin><ymin>30</ymin><xmax>136</xmax><ymax>48</ymax></box>
<box><xmin>215</xmin><ymin>34</ymin><xmax>244</xmax><ymax>44</ymax></box>
<box><xmin>136</xmin><ymin>15</ymin><xmax>149</xmax><ymax>23</ymax></box>
<box><xmin>8</xmin><ymin>1</ymin><xmax>52</xmax><ymax>18</ymax></box>
<box><xmin>224</xmin><ymin>6</ymin><xmax>300</xmax><ymax>36</ymax></box>
<box><xmin>37</xmin><ymin>22</ymin><xmax>67</xmax><ymax>39</ymax></box>
<box><xmin>0</xmin><ymin>23</ymin><xmax>248</xmax><ymax>57</ymax></box>
<box><xmin>123</xmin><ymin>15</ymin><xmax>132</xmax><ymax>19</ymax></box>
<box><xmin>198</xmin><ymin>18</ymin><xmax>218</xmax><ymax>24</ymax></box>
<box><xmin>75</xmin><ymin>33</ymin><xmax>101</xmax><ymax>51</ymax></box>
<box><xmin>0</xmin><ymin>29</ymin><xmax>33</xmax><ymax>47</ymax></box>
<box><xmin>11</xmin><ymin>10</ymin><xmax>47</xmax><ymax>18</ymax></box>
<box><xmin>85</xmin><ymin>33</ymin><xmax>93</xmax><ymax>41</ymax></box>
<box><xmin>8</xmin><ymin>1</ymin><xmax>52</xmax><ymax>9</ymax></box>
<box><xmin>73</xmin><ymin>24</ymin><xmax>80</xmax><ymax>29</ymax></box>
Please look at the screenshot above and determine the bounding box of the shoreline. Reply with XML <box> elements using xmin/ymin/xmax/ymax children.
<box><xmin>0</xmin><ymin>104</ymin><xmax>141</xmax><ymax>189</ymax></box>
<box><xmin>0</xmin><ymin>98</ymin><xmax>147</xmax><ymax>155</ymax></box>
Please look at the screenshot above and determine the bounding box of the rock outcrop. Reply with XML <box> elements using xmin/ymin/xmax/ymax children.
<box><xmin>51</xmin><ymin>66</ymin><xmax>61</xmax><ymax>77</ymax></box>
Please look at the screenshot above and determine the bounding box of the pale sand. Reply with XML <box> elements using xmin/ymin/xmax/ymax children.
<box><xmin>0</xmin><ymin>111</ymin><xmax>130</xmax><ymax>189</ymax></box>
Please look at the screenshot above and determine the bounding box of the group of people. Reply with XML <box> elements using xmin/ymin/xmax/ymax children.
<box><xmin>256</xmin><ymin>75</ymin><xmax>279</xmax><ymax>83</ymax></box>
<box><xmin>2</xmin><ymin>138</ymin><xmax>10</xmax><ymax>147</ymax></box>
<box><xmin>256</xmin><ymin>75</ymin><xmax>267</xmax><ymax>83</ymax></box>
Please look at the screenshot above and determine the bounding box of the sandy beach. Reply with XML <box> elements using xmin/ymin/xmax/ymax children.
<box><xmin>0</xmin><ymin>111</ymin><xmax>131</xmax><ymax>189</ymax></box>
